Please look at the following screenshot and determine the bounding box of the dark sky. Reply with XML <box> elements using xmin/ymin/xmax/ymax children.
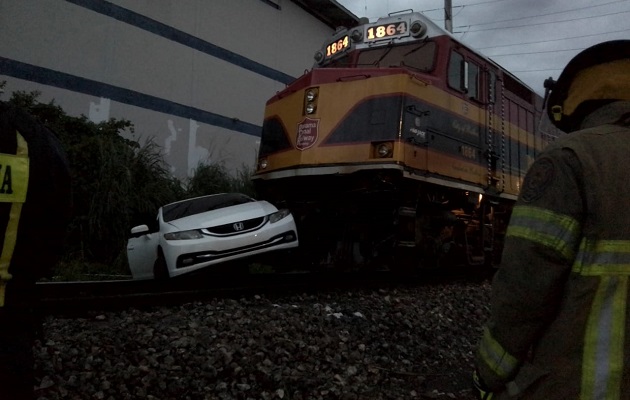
<box><xmin>337</xmin><ymin>0</ymin><xmax>630</xmax><ymax>95</ymax></box>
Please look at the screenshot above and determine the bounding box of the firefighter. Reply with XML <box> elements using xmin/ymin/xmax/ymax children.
<box><xmin>473</xmin><ymin>40</ymin><xmax>630</xmax><ymax>399</ymax></box>
<box><xmin>0</xmin><ymin>101</ymin><xmax>72</xmax><ymax>399</ymax></box>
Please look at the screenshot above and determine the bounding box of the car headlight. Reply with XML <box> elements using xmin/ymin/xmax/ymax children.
<box><xmin>269</xmin><ymin>209</ymin><xmax>291</xmax><ymax>223</ymax></box>
<box><xmin>164</xmin><ymin>230</ymin><xmax>203</xmax><ymax>240</ymax></box>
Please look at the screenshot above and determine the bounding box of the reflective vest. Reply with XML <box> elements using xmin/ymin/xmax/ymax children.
<box><xmin>0</xmin><ymin>129</ymin><xmax>29</xmax><ymax>307</ymax></box>
<box><xmin>476</xmin><ymin>123</ymin><xmax>630</xmax><ymax>399</ymax></box>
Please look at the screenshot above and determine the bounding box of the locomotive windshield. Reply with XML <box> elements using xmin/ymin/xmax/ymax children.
<box><xmin>322</xmin><ymin>54</ymin><xmax>354</xmax><ymax>68</ymax></box>
<box><xmin>356</xmin><ymin>41</ymin><xmax>436</xmax><ymax>72</ymax></box>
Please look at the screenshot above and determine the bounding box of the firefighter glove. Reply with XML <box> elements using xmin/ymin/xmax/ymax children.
<box><xmin>473</xmin><ymin>369</ymin><xmax>495</xmax><ymax>400</ymax></box>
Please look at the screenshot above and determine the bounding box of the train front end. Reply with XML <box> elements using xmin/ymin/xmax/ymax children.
<box><xmin>253</xmin><ymin>13</ymin><xmax>441</xmax><ymax>267</ymax></box>
<box><xmin>252</xmin><ymin>11</ymin><xmax>552</xmax><ymax>270</ymax></box>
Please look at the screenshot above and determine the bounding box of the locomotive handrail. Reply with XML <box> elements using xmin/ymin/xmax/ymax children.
<box><xmin>336</xmin><ymin>74</ymin><xmax>371</xmax><ymax>82</ymax></box>
<box><xmin>276</xmin><ymin>89</ymin><xmax>298</xmax><ymax>99</ymax></box>
<box><xmin>425</xmin><ymin>127</ymin><xmax>481</xmax><ymax>148</ymax></box>
<box><xmin>410</xmin><ymin>74</ymin><xmax>431</xmax><ymax>86</ymax></box>
<box><xmin>406</xmin><ymin>136</ymin><xmax>429</xmax><ymax>146</ymax></box>
<box><xmin>405</xmin><ymin>105</ymin><xmax>430</xmax><ymax>117</ymax></box>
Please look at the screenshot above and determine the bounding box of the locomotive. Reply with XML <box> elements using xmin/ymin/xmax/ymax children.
<box><xmin>252</xmin><ymin>11</ymin><xmax>562</xmax><ymax>271</ymax></box>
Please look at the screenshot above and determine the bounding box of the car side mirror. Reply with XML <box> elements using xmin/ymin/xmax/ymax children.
<box><xmin>130</xmin><ymin>224</ymin><xmax>149</xmax><ymax>237</ymax></box>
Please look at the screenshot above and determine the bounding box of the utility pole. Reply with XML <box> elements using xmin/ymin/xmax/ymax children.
<box><xmin>444</xmin><ymin>0</ymin><xmax>453</xmax><ymax>33</ymax></box>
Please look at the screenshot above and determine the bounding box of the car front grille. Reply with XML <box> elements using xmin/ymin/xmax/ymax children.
<box><xmin>203</xmin><ymin>216</ymin><xmax>266</xmax><ymax>235</ymax></box>
<box><xmin>175</xmin><ymin>230</ymin><xmax>298</xmax><ymax>269</ymax></box>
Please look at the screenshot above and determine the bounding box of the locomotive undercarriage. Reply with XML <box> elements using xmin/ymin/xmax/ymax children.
<box><xmin>256</xmin><ymin>170</ymin><xmax>511</xmax><ymax>272</ymax></box>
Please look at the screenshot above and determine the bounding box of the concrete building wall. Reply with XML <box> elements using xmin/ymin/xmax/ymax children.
<box><xmin>0</xmin><ymin>0</ymin><xmax>341</xmax><ymax>178</ymax></box>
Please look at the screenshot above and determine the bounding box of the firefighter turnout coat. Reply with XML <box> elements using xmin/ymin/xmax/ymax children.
<box><xmin>0</xmin><ymin>101</ymin><xmax>71</xmax><ymax>399</ymax></box>
<box><xmin>475</xmin><ymin>101</ymin><xmax>630</xmax><ymax>399</ymax></box>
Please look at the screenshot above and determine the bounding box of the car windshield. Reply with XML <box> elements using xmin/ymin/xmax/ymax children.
<box><xmin>162</xmin><ymin>193</ymin><xmax>255</xmax><ymax>222</ymax></box>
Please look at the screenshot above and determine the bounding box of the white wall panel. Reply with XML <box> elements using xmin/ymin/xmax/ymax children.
<box><xmin>0</xmin><ymin>0</ymin><xmax>346</xmax><ymax>179</ymax></box>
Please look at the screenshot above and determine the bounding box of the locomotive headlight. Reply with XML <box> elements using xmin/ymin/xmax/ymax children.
<box><xmin>305</xmin><ymin>103</ymin><xmax>317</xmax><ymax>114</ymax></box>
<box><xmin>304</xmin><ymin>87</ymin><xmax>319</xmax><ymax>115</ymax></box>
<box><xmin>306</xmin><ymin>89</ymin><xmax>317</xmax><ymax>102</ymax></box>
<box><xmin>376</xmin><ymin>142</ymin><xmax>393</xmax><ymax>158</ymax></box>
<box><xmin>350</xmin><ymin>29</ymin><xmax>363</xmax><ymax>42</ymax></box>
<box><xmin>258</xmin><ymin>158</ymin><xmax>268</xmax><ymax>170</ymax></box>
<box><xmin>314</xmin><ymin>51</ymin><xmax>324</xmax><ymax>64</ymax></box>
<box><xmin>410</xmin><ymin>21</ymin><xmax>427</xmax><ymax>38</ymax></box>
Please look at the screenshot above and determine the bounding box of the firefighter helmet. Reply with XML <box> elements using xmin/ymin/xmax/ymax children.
<box><xmin>546</xmin><ymin>40</ymin><xmax>630</xmax><ymax>132</ymax></box>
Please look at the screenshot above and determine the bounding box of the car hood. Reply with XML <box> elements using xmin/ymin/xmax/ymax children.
<box><xmin>162</xmin><ymin>200</ymin><xmax>279</xmax><ymax>232</ymax></box>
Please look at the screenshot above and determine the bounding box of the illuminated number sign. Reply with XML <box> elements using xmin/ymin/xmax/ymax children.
<box><xmin>366</xmin><ymin>21</ymin><xmax>408</xmax><ymax>41</ymax></box>
<box><xmin>325</xmin><ymin>35</ymin><xmax>350</xmax><ymax>59</ymax></box>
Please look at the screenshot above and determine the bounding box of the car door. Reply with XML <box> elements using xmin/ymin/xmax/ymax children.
<box><xmin>127</xmin><ymin>226</ymin><xmax>159</xmax><ymax>279</ymax></box>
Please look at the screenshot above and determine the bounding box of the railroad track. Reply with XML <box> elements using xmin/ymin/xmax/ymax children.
<box><xmin>36</xmin><ymin>272</ymin><xmax>299</xmax><ymax>314</ymax></box>
<box><xmin>35</xmin><ymin>265</ymin><xmax>490</xmax><ymax>315</ymax></box>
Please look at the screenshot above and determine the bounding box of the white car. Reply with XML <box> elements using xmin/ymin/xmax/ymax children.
<box><xmin>126</xmin><ymin>193</ymin><xmax>298</xmax><ymax>279</ymax></box>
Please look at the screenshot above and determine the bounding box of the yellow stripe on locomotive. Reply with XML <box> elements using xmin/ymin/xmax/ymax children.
<box><xmin>258</xmin><ymin>70</ymin><xmax>547</xmax><ymax>199</ymax></box>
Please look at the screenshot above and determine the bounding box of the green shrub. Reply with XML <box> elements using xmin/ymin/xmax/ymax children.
<box><xmin>185</xmin><ymin>162</ymin><xmax>256</xmax><ymax>198</ymax></box>
<box><xmin>5</xmin><ymin>88</ymin><xmax>257</xmax><ymax>281</ymax></box>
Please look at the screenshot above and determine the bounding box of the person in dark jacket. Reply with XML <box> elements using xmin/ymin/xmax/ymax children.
<box><xmin>0</xmin><ymin>101</ymin><xmax>72</xmax><ymax>399</ymax></box>
<box><xmin>473</xmin><ymin>40</ymin><xmax>630</xmax><ymax>399</ymax></box>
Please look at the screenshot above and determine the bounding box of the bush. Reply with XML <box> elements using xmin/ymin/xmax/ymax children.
<box><xmin>186</xmin><ymin>162</ymin><xmax>256</xmax><ymax>198</ymax></box>
<box><xmin>5</xmin><ymin>87</ymin><xmax>257</xmax><ymax>280</ymax></box>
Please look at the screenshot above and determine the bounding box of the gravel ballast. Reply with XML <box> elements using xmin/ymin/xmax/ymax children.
<box><xmin>33</xmin><ymin>280</ymin><xmax>491</xmax><ymax>400</ymax></box>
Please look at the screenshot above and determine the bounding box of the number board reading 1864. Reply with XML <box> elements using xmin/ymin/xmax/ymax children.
<box><xmin>366</xmin><ymin>21</ymin><xmax>408</xmax><ymax>41</ymax></box>
<box><xmin>325</xmin><ymin>35</ymin><xmax>349</xmax><ymax>59</ymax></box>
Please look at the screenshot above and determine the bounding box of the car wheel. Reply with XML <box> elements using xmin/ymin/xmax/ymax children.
<box><xmin>153</xmin><ymin>250</ymin><xmax>170</xmax><ymax>280</ymax></box>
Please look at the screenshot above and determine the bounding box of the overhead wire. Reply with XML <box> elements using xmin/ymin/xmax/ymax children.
<box><xmin>476</xmin><ymin>28</ymin><xmax>630</xmax><ymax>50</ymax></box>
<box><xmin>451</xmin><ymin>0</ymin><xmax>630</xmax><ymax>68</ymax></box>
<box><xmin>487</xmin><ymin>47</ymin><xmax>586</xmax><ymax>57</ymax></box>
<box><xmin>455</xmin><ymin>9</ymin><xmax>630</xmax><ymax>33</ymax></box>
<box><xmin>455</xmin><ymin>0</ymin><xmax>628</xmax><ymax>29</ymax></box>
<box><xmin>511</xmin><ymin>68</ymin><xmax>564</xmax><ymax>73</ymax></box>
<box><xmin>447</xmin><ymin>0</ymin><xmax>630</xmax><ymax>83</ymax></box>
<box><xmin>422</xmin><ymin>0</ymin><xmax>512</xmax><ymax>13</ymax></box>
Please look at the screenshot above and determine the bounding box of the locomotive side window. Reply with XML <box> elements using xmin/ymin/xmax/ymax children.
<box><xmin>448</xmin><ymin>51</ymin><xmax>465</xmax><ymax>91</ymax></box>
<box><xmin>448</xmin><ymin>50</ymin><xmax>480</xmax><ymax>100</ymax></box>
<box><xmin>467</xmin><ymin>61</ymin><xmax>480</xmax><ymax>101</ymax></box>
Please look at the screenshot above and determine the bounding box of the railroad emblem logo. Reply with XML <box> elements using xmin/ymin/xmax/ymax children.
<box><xmin>296</xmin><ymin>118</ymin><xmax>319</xmax><ymax>150</ymax></box>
